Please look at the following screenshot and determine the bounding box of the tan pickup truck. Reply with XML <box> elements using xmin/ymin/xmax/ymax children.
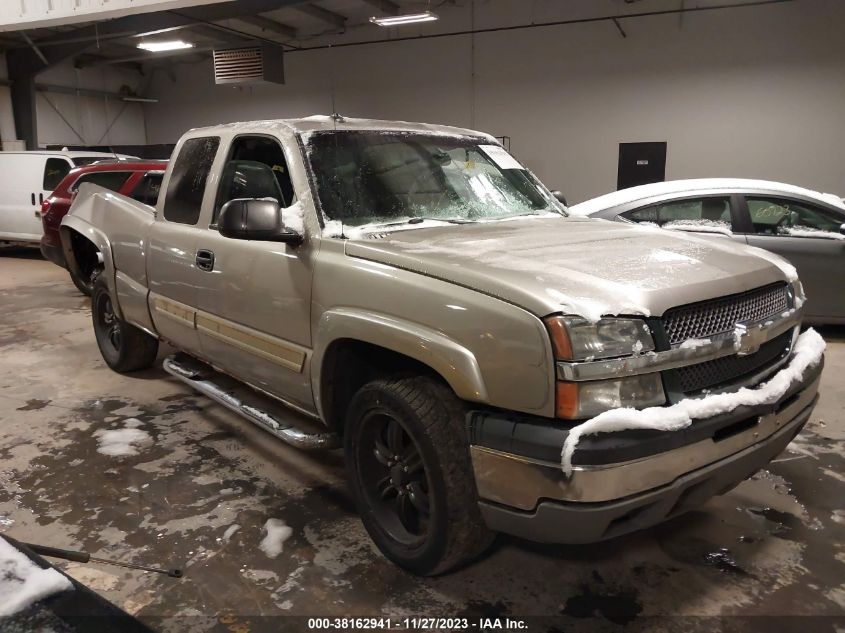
<box><xmin>61</xmin><ymin>116</ymin><xmax>823</xmax><ymax>575</ymax></box>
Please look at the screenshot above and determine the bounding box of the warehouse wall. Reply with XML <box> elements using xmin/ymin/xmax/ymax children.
<box><xmin>142</xmin><ymin>0</ymin><xmax>845</xmax><ymax>203</ymax></box>
<box><xmin>35</xmin><ymin>61</ymin><xmax>147</xmax><ymax>148</ymax></box>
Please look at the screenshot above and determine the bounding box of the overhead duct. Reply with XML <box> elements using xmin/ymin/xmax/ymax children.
<box><xmin>212</xmin><ymin>44</ymin><xmax>285</xmax><ymax>85</ymax></box>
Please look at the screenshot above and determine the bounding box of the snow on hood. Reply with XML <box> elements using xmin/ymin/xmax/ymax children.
<box><xmin>560</xmin><ymin>328</ymin><xmax>825</xmax><ymax>475</ymax></box>
<box><xmin>0</xmin><ymin>537</ymin><xmax>73</xmax><ymax>617</ymax></box>
<box><xmin>343</xmin><ymin>217</ymin><xmax>795</xmax><ymax>319</ymax></box>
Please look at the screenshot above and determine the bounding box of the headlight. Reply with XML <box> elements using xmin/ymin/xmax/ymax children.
<box><xmin>545</xmin><ymin>315</ymin><xmax>655</xmax><ymax>361</ymax></box>
<box><xmin>555</xmin><ymin>374</ymin><xmax>666</xmax><ymax>419</ymax></box>
<box><xmin>790</xmin><ymin>280</ymin><xmax>805</xmax><ymax>309</ymax></box>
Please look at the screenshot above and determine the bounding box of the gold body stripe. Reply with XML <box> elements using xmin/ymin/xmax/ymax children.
<box><xmin>153</xmin><ymin>296</ymin><xmax>306</xmax><ymax>373</ymax></box>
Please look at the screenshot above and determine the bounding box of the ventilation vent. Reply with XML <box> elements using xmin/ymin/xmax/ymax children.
<box><xmin>213</xmin><ymin>44</ymin><xmax>285</xmax><ymax>85</ymax></box>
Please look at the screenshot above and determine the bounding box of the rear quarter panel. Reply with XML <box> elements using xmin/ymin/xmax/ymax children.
<box><xmin>62</xmin><ymin>184</ymin><xmax>157</xmax><ymax>331</ymax></box>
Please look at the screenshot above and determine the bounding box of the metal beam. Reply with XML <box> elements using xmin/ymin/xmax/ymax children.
<box><xmin>359</xmin><ymin>0</ymin><xmax>400</xmax><ymax>15</ymax></box>
<box><xmin>293</xmin><ymin>4</ymin><xmax>347</xmax><ymax>28</ymax></box>
<box><xmin>22</xmin><ymin>0</ymin><xmax>312</xmax><ymax>51</ymax></box>
<box><xmin>235</xmin><ymin>15</ymin><xmax>298</xmax><ymax>39</ymax></box>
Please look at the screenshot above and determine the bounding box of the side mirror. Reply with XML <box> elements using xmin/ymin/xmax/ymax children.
<box><xmin>551</xmin><ymin>190</ymin><xmax>567</xmax><ymax>206</ymax></box>
<box><xmin>218</xmin><ymin>198</ymin><xmax>302</xmax><ymax>244</ymax></box>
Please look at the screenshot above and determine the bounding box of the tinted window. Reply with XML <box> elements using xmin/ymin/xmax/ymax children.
<box><xmin>43</xmin><ymin>158</ymin><xmax>72</xmax><ymax>191</ymax></box>
<box><xmin>131</xmin><ymin>172</ymin><xmax>164</xmax><ymax>206</ymax></box>
<box><xmin>747</xmin><ymin>197</ymin><xmax>844</xmax><ymax>237</ymax></box>
<box><xmin>214</xmin><ymin>136</ymin><xmax>294</xmax><ymax>224</ymax></box>
<box><xmin>624</xmin><ymin>197</ymin><xmax>731</xmax><ymax>228</ymax></box>
<box><xmin>164</xmin><ymin>137</ymin><xmax>220</xmax><ymax>224</ymax></box>
<box><xmin>72</xmin><ymin>171</ymin><xmax>131</xmax><ymax>193</ymax></box>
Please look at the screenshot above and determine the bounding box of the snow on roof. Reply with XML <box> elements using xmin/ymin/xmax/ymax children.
<box><xmin>186</xmin><ymin>116</ymin><xmax>496</xmax><ymax>143</ymax></box>
<box><xmin>570</xmin><ymin>178</ymin><xmax>845</xmax><ymax>216</ymax></box>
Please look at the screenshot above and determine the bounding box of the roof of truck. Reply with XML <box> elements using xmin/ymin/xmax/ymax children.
<box><xmin>186</xmin><ymin>115</ymin><xmax>497</xmax><ymax>142</ymax></box>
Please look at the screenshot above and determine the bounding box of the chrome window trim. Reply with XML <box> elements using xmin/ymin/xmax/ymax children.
<box><xmin>556</xmin><ymin>308</ymin><xmax>801</xmax><ymax>382</ymax></box>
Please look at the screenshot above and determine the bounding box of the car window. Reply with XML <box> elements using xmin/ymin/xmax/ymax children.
<box><xmin>130</xmin><ymin>172</ymin><xmax>164</xmax><ymax>206</ymax></box>
<box><xmin>71</xmin><ymin>171</ymin><xmax>131</xmax><ymax>193</ymax></box>
<box><xmin>623</xmin><ymin>197</ymin><xmax>731</xmax><ymax>228</ymax></box>
<box><xmin>164</xmin><ymin>137</ymin><xmax>220</xmax><ymax>225</ymax></box>
<box><xmin>213</xmin><ymin>135</ymin><xmax>295</xmax><ymax>224</ymax></box>
<box><xmin>72</xmin><ymin>156</ymin><xmax>112</xmax><ymax>167</ymax></box>
<box><xmin>43</xmin><ymin>158</ymin><xmax>72</xmax><ymax>191</ymax></box>
<box><xmin>747</xmin><ymin>197</ymin><xmax>844</xmax><ymax>237</ymax></box>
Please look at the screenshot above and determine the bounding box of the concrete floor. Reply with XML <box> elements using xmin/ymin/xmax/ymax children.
<box><xmin>1</xmin><ymin>247</ymin><xmax>844</xmax><ymax>633</ymax></box>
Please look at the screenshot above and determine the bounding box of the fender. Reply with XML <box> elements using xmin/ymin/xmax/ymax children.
<box><xmin>311</xmin><ymin>307</ymin><xmax>489</xmax><ymax>420</ymax></box>
<box><xmin>59</xmin><ymin>215</ymin><xmax>122</xmax><ymax>318</ymax></box>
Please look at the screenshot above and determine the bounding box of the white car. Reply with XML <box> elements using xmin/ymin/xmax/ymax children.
<box><xmin>0</xmin><ymin>150</ymin><xmax>134</xmax><ymax>245</ymax></box>
<box><xmin>569</xmin><ymin>178</ymin><xmax>845</xmax><ymax>324</ymax></box>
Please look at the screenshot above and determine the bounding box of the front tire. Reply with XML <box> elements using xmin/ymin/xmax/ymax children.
<box><xmin>344</xmin><ymin>375</ymin><xmax>494</xmax><ymax>575</ymax></box>
<box><xmin>92</xmin><ymin>273</ymin><xmax>158</xmax><ymax>373</ymax></box>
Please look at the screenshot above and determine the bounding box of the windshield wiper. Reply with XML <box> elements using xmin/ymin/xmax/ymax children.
<box><xmin>407</xmin><ymin>217</ymin><xmax>474</xmax><ymax>225</ymax></box>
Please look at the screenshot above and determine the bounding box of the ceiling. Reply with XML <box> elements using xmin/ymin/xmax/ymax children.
<box><xmin>0</xmin><ymin>0</ymin><xmax>790</xmax><ymax>74</ymax></box>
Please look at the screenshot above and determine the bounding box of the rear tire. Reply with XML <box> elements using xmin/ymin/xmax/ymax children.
<box><xmin>344</xmin><ymin>375</ymin><xmax>494</xmax><ymax>575</ymax></box>
<box><xmin>92</xmin><ymin>272</ymin><xmax>158</xmax><ymax>373</ymax></box>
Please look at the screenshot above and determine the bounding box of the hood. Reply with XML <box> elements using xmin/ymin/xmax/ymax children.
<box><xmin>343</xmin><ymin>217</ymin><xmax>795</xmax><ymax>319</ymax></box>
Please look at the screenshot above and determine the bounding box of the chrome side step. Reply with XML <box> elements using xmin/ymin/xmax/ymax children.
<box><xmin>163</xmin><ymin>353</ymin><xmax>340</xmax><ymax>450</ymax></box>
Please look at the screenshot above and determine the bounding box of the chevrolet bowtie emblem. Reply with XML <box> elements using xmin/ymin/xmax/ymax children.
<box><xmin>734</xmin><ymin>323</ymin><xmax>766</xmax><ymax>356</ymax></box>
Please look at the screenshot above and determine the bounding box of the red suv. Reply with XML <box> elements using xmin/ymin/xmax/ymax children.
<box><xmin>41</xmin><ymin>160</ymin><xmax>167</xmax><ymax>294</ymax></box>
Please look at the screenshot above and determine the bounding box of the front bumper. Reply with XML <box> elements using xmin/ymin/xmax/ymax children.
<box><xmin>469</xmin><ymin>358</ymin><xmax>821</xmax><ymax>544</ymax></box>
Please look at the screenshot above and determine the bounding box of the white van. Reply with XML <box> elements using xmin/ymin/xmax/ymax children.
<box><xmin>0</xmin><ymin>150</ymin><xmax>134</xmax><ymax>245</ymax></box>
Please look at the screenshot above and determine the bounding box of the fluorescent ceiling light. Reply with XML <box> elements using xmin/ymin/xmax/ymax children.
<box><xmin>370</xmin><ymin>11</ymin><xmax>439</xmax><ymax>26</ymax></box>
<box><xmin>137</xmin><ymin>40</ymin><xmax>194</xmax><ymax>52</ymax></box>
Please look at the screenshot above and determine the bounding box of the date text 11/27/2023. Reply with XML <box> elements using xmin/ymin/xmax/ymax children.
<box><xmin>307</xmin><ymin>617</ymin><xmax>528</xmax><ymax>630</ymax></box>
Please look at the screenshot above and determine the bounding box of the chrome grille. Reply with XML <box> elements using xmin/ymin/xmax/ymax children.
<box><xmin>677</xmin><ymin>331</ymin><xmax>793</xmax><ymax>394</ymax></box>
<box><xmin>662</xmin><ymin>283</ymin><xmax>789</xmax><ymax>346</ymax></box>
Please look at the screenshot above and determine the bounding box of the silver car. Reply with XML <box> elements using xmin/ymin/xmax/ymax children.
<box><xmin>570</xmin><ymin>178</ymin><xmax>845</xmax><ymax>324</ymax></box>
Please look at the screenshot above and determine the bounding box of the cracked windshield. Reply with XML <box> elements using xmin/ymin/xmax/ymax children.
<box><xmin>305</xmin><ymin>130</ymin><xmax>563</xmax><ymax>227</ymax></box>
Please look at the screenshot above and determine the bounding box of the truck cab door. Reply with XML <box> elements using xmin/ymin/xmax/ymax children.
<box><xmin>147</xmin><ymin>136</ymin><xmax>221</xmax><ymax>357</ymax></box>
<box><xmin>192</xmin><ymin>133</ymin><xmax>317</xmax><ymax>414</ymax></box>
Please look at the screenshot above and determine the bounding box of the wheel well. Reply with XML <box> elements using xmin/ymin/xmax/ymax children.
<box><xmin>320</xmin><ymin>339</ymin><xmax>445</xmax><ymax>431</ymax></box>
<box><xmin>63</xmin><ymin>228</ymin><xmax>101</xmax><ymax>282</ymax></box>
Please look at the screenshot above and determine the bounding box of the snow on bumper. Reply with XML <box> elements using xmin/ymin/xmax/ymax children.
<box><xmin>560</xmin><ymin>328</ymin><xmax>826</xmax><ymax>476</ymax></box>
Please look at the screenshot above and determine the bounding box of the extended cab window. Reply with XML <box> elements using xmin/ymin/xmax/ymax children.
<box><xmin>747</xmin><ymin>197</ymin><xmax>844</xmax><ymax>238</ymax></box>
<box><xmin>43</xmin><ymin>158</ymin><xmax>72</xmax><ymax>191</ymax></box>
<box><xmin>71</xmin><ymin>171</ymin><xmax>131</xmax><ymax>193</ymax></box>
<box><xmin>164</xmin><ymin>137</ymin><xmax>220</xmax><ymax>225</ymax></box>
<box><xmin>624</xmin><ymin>197</ymin><xmax>731</xmax><ymax>229</ymax></box>
<box><xmin>213</xmin><ymin>135</ymin><xmax>295</xmax><ymax>224</ymax></box>
<box><xmin>131</xmin><ymin>172</ymin><xmax>164</xmax><ymax>206</ymax></box>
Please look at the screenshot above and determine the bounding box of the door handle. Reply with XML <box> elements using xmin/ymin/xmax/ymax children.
<box><xmin>31</xmin><ymin>193</ymin><xmax>35</xmax><ymax>205</ymax></box>
<box><xmin>195</xmin><ymin>249</ymin><xmax>215</xmax><ymax>272</ymax></box>
<box><xmin>39</xmin><ymin>193</ymin><xmax>44</xmax><ymax>205</ymax></box>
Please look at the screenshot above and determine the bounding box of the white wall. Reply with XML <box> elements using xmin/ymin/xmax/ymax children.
<box><xmin>143</xmin><ymin>0</ymin><xmax>845</xmax><ymax>202</ymax></box>
<box><xmin>35</xmin><ymin>61</ymin><xmax>147</xmax><ymax>148</ymax></box>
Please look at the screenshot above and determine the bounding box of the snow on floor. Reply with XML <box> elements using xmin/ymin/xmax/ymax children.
<box><xmin>0</xmin><ymin>537</ymin><xmax>73</xmax><ymax>617</ymax></box>
<box><xmin>222</xmin><ymin>524</ymin><xmax>240</xmax><ymax>543</ymax></box>
<box><xmin>259</xmin><ymin>519</ymin><xmax>293</xmax><ymax>559</ymax></box>
<box><xmin>560</xmin><ymin>328</ymin><xmax>826</xmax><ymax>475</ymax></box>
<box><xmin>94</xmin><ymin>418</ymin><xmax>152</xmax><ymax>457</ymax></box>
